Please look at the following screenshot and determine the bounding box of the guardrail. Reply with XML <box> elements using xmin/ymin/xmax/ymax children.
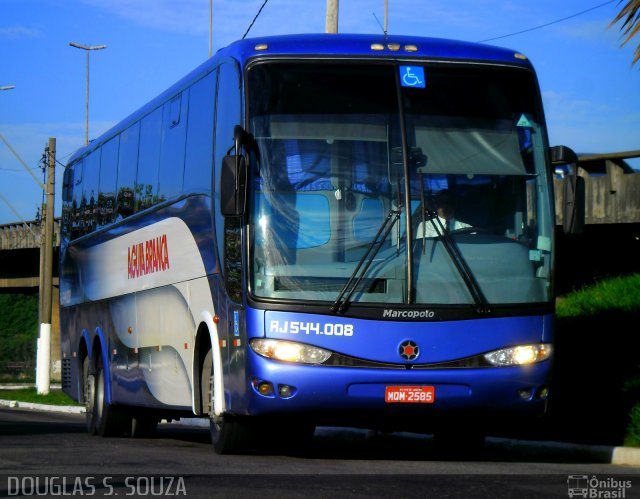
<box><xmin>0</xmin><ymin>219</ymin><xmax>60</xmax><ymax>250</ymax></box>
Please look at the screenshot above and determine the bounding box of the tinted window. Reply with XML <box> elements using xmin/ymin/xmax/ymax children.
<box><xmin>137</xmin><ymin>107</ymin><xmax>162</xmax><ymax>212</ymax></box>
<box><xmin>70</xmin><ymin>159</ymin><xmax>83</xmax><ymax>240</ymax></box>
<box><xmin>62</xmin><ymin>164</ymin><xmax>75</xmax><ymax>241</ymax></box>
<box><xmin>184</xmin><ymin>70</ymin><xmax>216</xmax><ymax>194</ymax></box>
<box><xmin>158</xmin><ymin>92</ymin><xmax>188</xmax><ymax>202</ymax></box>
<box><xmin>117</xmin><ymin>122</ymin><xmax>139</xmax><ymax>220</ymax></box>
<box><xmin>214</xmin><ymin>62</ymin><xmax>242</xmax><ymax>302</ymax></box>
<box><xmin>98</xmin><ymin>136</ymin><xmax>119</xmax><ymax>228</ymax></box>
<box><xmin>82</xmin><ymin>151</ymin><xmax>100</xmax><ymax>235</ymax></box>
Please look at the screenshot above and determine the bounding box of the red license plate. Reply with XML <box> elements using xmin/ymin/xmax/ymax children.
<box><xmin>385</xmin><ymin>386</ymin><xmax>435</xmax><ymax>404</ymax></box>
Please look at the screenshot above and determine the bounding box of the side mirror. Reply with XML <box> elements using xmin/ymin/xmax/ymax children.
<box><xmin>550</xmin><ymin>146</ymin><xmax>584</xmax><ymax>234</ymax></box>
<box><xmin>550</xmin><ymin>145</ymin><xmax>578</xmax><ymax>166</ymax></box>
<box><xmin>220</xmin><ymin>154</ymin><xmax>247</xmax><ymax>217</ymax></box>
<box><xmin>562</xmin><ymin>167</ymin><xmax>585</xmax><ymax>234</ymax></box>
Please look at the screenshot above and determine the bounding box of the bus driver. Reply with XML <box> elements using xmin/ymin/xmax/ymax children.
<box><xmin>415</xmin><ymin>189</ymin><xmax>471</xmax><ymax>238</ymax></box>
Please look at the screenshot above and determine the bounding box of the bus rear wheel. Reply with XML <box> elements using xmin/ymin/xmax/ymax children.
<box><xmin>83</xmin><ymin>356</ymin><xmax>97</xmax><ymax>435</ymax></box>
<box><xmin>92</xmin><ymin>355</ymin><xmax>130</xmax><ymax>437</ymax></box>
<box><xmin>203</xmin><ymin>349</ymin><xmax>251</xmax><ymax>454</ymax></box>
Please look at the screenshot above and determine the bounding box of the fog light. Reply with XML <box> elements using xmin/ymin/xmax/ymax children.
<box><xmin>537</xmin><ymin>386</ymin><xmax>550</xmax><ymax>399</ymax></box>
<box><xmin>518</xmin><ymin>388</ymin><xmax>534</xmax><ymax>400</ymax></box>
<box><xmin>258</xmin><ymin>382</ymin><xmax>274</xmax><ymax>396</ymax></box>
<box><xmin>278</xmin><ymin>384</ymin><xmax>295</xmax><ymax>398</ymax></box>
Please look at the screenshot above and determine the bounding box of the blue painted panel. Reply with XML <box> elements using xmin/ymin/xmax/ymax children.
<box><xmin>261</xmin><ymin>310</ymin><xmax>545</xmax><ymax>364</ymax></box>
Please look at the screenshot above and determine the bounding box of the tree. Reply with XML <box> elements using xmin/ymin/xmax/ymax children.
<box><xmin>611</xmin><ymin>0</ymin><xmax>640</xmax><ymax>65</ymax></box>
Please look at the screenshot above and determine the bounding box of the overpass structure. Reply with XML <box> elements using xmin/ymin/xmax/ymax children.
<box><xmin>0</xmin><ymin>218</ymin><xmax>60</xmax><ymax>289</ymax></box>
<box><xmin>0</xmin><ymin>218</ymin><xmax>61</xmax><ymax>380</ymax></box>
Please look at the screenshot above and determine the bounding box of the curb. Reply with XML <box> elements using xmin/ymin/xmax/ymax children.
<box><xmin>0</xmin><ymin>398</ymin><xmax>85</xmax><ymax>414</ymax></box>
<box><xmin>0</xmin><ymin>384</ymin><xmax>62</xmax><ymax>390</ymax></box>
<box><xmin>612</xmin><ymin>446</ymin><xmax>640</xmax><ymax>466</ymax></box>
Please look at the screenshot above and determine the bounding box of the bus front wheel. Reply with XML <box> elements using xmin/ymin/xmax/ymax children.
<box><xmin>203</xmin><ymin>349</ymin><xmax>251</xmax><ymax>454</ymax></box>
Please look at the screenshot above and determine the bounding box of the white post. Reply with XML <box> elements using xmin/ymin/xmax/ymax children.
<box><xmin>36</xmin><ymin>324</ymin><xmax>51</xmax><ymax>395</ymax></box>
<box><xmin>326</xmin><ymin>0</ymin><xmax>339</xmax><ymax>33</ymax></box>
<box><xmin>35</xmin><ymin>336</ymin><xmax>41</xmax><ymax>392</ymax></box>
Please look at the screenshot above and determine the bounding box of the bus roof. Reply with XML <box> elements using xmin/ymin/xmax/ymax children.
<box><xmin>68</xmin><ymin>33</ymin><xmax>532</xmax><ymax>165</ymax></box>
<box><xmin>221</xmin><ymin>33</ymin><xmax>530</xmax><ymax>66</ymax></box>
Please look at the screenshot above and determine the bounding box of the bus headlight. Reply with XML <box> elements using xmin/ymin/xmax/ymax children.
<box><xmin>250</xmin><ymin>339</ymin><xmax>332</xmax><ymax>365</ymax></box>
<box><xmin>484</xmin><ymin>344</ymin><xmax>552</xmax><ymax>366</ymax></box>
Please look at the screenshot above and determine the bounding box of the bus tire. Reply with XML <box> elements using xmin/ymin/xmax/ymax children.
<box><xmin>94</xmin><ymin>355</ymin><xmax>130</xmax><ymax>437</ymax></box>
<box><xmin>83</xmin><ymin>355</ymin><xmax>97</xmax><ymax>435</ymax></box>
<box><xmin>203</xmin><ymin>349</ymin><xmax>251</xmax><ymax>454</ymax></box>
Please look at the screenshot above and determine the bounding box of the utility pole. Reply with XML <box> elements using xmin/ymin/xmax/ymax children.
<box><xmin>209</xmin><ymin>0</ymin><xmax>213</xmax><ymax>58</ymax></box>
<box><xmin>384</xmin><ymin>0</ymin><xmax>389</xmax><ymax>35</ymax></box>
<box><xmin>36</xmin><ymin>138</ymin><xmax>56</xmax><ymax>395</ymax></box>
<box><xmin>326</xmin><ymin>0</ymin><xmax>339</xmax><ymax>33</ymax></box>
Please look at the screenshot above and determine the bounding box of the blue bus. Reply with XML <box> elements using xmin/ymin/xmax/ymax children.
<box><xmin>60</xmin><ymin>33</ymin><xmax>578</xmax><ymax>453</ymax></box>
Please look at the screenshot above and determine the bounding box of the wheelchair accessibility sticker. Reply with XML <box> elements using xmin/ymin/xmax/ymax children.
<box><xmin>400</xmin><ymin>66</ymin><xmax>425</xmax><ymax>88</ymax></box>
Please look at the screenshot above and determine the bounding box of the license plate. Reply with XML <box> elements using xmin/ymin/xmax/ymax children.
<box><xmin>385</xmin><ymin>385</ymin><xmax>435</xmax><ymax>404</ymax></box>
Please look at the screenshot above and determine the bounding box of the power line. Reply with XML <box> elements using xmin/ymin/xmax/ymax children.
<box><xmin>0</xmin><ymin>167</ymin><xmax>42</xmax><ymax>173</ymax></box>
<box><xmin>242</xmin><ymin>0</ymin><xmax>270</xmax><ymax>40</ymax></box>
<box><xmin>478</xmin><ymin>0</ymin><xmax>617</xmax><ymax>43</ymax></box>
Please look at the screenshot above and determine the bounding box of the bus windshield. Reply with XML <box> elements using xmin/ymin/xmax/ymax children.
<box><xmin>248</xmin><ymin>62</ymin><xmax>553</xmax><ymax>307</ymax></box>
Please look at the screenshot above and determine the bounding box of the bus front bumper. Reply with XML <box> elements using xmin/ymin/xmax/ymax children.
<box><xmin>235</xmin><ymin>351</ymin><xmax>551</xmax><ymax>430</ymax></box>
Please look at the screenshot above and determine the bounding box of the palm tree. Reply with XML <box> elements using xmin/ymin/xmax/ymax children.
<box><xmin>611</xmin><ymin>0</ymin><xmax>640</xmax><ymax>65</ymax></box>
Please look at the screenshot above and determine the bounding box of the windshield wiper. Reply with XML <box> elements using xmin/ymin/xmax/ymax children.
<box><xmin>421</xmin><ymin>209</ymin><xmax>491</xmax><ymax>314</ymax></box>
<box><xmin>331</xmin><ymin>206</ymin><xmax>402</xmax><ymax>314</ymax></box>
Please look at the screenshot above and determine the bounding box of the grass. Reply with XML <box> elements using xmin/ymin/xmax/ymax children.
<box><xmin>0</xmin><ymin>388</ymin><xmax>81</xmax><ymax>406</ymax></box>
<box><xmin>556</xmin><ymin>273</ymin><xmax>640</xmax><ymax>318</ymax></box>
<box><xmin>553</xmin><ymin>273</ymin><xmax>640</xmax><ymax>447</ymax></box>
<box><xmin>626</xmin><ymin>402</ymin><xmax>640</xmax><ymax>447</ymax></box>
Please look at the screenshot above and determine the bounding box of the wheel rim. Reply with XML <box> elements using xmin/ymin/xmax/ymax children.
<box><xmin>83</xmin><ymin>358</ymin><xmax>95</xmax><ymax>428</ymax></box>
<box><xmin>96</xmin><ymin>366</ymin><xmax>104</xmax><ymax>422</ymax></box>
<box><xmin>209</xmin><ymin>373</ymin><xmax>222</xmax><ymax>426</ymax></box>
<box><xmin>85</xmin><ymin>375</ymin><xmax>95</xmax><ymax>413</ymax></box>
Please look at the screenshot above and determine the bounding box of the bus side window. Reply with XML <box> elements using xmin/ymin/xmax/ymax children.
<box><xmin>158</xmin><ymin>91</ymin><xmax>188</xmax><ymax>202</ymax></box>
<box><xmin>214</xmin><ymin>61</ymin><xmax>242</xmax><ymax>302</ymax></box>
<box><xmin>136</xmin><ymin>107</ymin><xmax>162</xmax><ymax>212</ymax></box>
<box><xmin>70</xmin><ymin>159</ymin><xmax>83</xmax><ymax>240</ymax></box>
<box><xmin>116</xmin><ymin>122</ymin><xmax>139</xmax><ymax>220</ymax></box>
<box><xmin>82</xmin><ymin>151</ymin><xmax>100</xmax><ymax>236</ymax></box>
<box><xmin>98</xmin><ymin>136</ymin><xmax>119</xmax><ymax>229</ymax></box>
<box><xmin>184</xmin><ymin>69</ymin><xmax>217</xmax><ymax>194</ymax></box>
<box><xmin>61</xmin><ymin>165</ymin><xmax>74</xmax><ymax>241</ymax></box>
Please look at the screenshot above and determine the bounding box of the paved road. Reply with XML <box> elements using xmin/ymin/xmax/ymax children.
<box><xmin>0</xmin><ymin>407</ymin><xmax>639</xmax><ymax>498</ymax></box>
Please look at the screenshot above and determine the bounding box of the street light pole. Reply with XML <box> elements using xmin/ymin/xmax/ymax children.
<box><xmin>69</xmin><ymin>42</ymin><xmax>107</xmax><ymax>145</ymax></box>
<box><xmin>326</xmin><ymin>0</ymin><xmax>339</xmax><ymax>33</ymax></box>
<box><xmin>209</xmin><ymin>0</ymin><xmax>213</xmax><ymax>58</ymax></box>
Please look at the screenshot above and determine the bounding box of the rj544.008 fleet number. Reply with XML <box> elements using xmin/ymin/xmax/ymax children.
<box><xmin>270</xmin><ymin>321</ymin><xmax>354</xmax><ymax>337</ymax></box>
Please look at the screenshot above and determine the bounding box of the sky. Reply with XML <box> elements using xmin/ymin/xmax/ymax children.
<box><xmin>1</xmin><ymin>0</ymin><xmax>639</xmax><ymax>225</ymax></box>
